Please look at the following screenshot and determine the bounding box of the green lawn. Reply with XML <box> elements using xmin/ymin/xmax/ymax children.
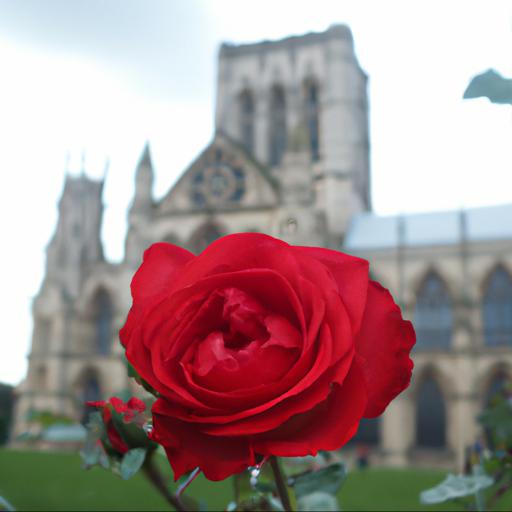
<box><xmin>0</xmin><ymin>449</ymin><xmax>511</xmax><ymax>511</ymax></box>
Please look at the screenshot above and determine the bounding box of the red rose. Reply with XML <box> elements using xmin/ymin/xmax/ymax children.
<box><xmin>88</xmin><ymin>396</ymin><xmax>147</xmax><ymax>455</ymax></box>
<box><xmin>120</xmin><ymin>234</ymin><xmax>415</xmax><ymax>481</ymax></box>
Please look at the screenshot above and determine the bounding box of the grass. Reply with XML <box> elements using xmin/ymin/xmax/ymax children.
<box><xmin>1</xmin><ymin>449</ymin><xmax>512</xmax><ymax>511</ymax></box>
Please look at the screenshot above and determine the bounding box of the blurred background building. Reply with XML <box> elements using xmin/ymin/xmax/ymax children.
<box><xmin>12</xmin><ymin>25</ymin><xmax>512</xmax><ymax>470</ymax></box>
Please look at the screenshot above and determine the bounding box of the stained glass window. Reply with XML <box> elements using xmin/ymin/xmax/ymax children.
<box><xmin>416</xmin><ymin>376</ymin><xmax>446</xmax><ymax>448</ymax></box>
<box><xmin>483</xmin><ymin>266</ymin><xmax>512</xmax><ymax>346</ymax></box>
<box><xmin>269</xmin><ymin>85</ymin><xmax>287</xmax><ymax>167</ymax></box>
<box><xmin>414</xmin><ymin>272</ymin><xmax>453</xmax><ymax>350</ymax></box>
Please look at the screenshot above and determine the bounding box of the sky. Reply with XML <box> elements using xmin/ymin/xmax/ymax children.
<box><xmin>0</xmin><ymin>0</ymin><xmax>511</xmax><ymax>386</ymax></box>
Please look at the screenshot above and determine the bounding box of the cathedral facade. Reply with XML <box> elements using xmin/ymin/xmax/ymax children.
<box><xmin>13</xmin><ymin>25</ymin><xmax>512</xmax><ymax>470</ymax></box>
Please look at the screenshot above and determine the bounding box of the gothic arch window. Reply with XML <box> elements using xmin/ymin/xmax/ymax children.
<box><xmin>414</xmin><ymin>272</ymin><xmax>453</xmax><ymax>350</ymax></box>
<box><xmin>484</xmin><ymin>371</ymin><xmax>510</xmax><ymax>406</ymax></box>
<box><xmin>351</xmin><ymin>417</ymin><xmax>380</xmax><ymax>446</ymax></box>
<box><xmin>304</xmin><ymin>80</ymin><xmax>320</xmax><ymax>162</ymax></box>
<box><xmin>482</xmin><ymin>370</ymin><xmax>510</xmax><ymax>448</ymax></box>
<box><xmin>94</xmin><ymin>289</ymin><xmax>113</xmax><ymax>355</ymax></box>
<box><xmin>483</xmin><ymin>266</ymin><xmax>512</xmax><ymax>346</ymax></box>
<box><xmin>189</xmin><ymin>224</ymin><xmax>223</xmax><ymax>255</ymax></box>
<box><xmin>416</xmin><ymin>375</ymin><xmax>446</xmax><ymax>448</ymax></box>
<box><xmin>80</xmin><ymin>370</ymin><xmax>101</xmax><ymax>424</ymax></box>
<box><xmin>239</xmin><ymin>89</ymin><xmax>255</xmax><ymax>153</ymax></box>
<box><xmin>268</xmin><ymin>85</ymin><xmax>287</xmax><ymax>167</ymax></box>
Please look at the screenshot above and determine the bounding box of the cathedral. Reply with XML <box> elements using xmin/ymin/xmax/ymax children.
<box><xmin>13</xmin><ymin>25</ymin><xmax>512</xmax><ymax>470</ymax></box>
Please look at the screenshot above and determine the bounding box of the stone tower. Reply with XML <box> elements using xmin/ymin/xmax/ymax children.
<box><xmin>215</xmin><ymin>24</ymin><xmax>371</xmax><ymax>244</ymax></box>
<box><xmin>46</xmin><ymin>174</ymin><xmax>104</xmax><ymax>297</ymax></box>
<box><xmin>13</xmin><ymin>174</ymin><xmax>129</xmax><ymax>438</ymax></box>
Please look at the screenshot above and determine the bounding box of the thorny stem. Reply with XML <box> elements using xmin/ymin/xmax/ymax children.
<box><xmin>269</xmin><ymin>456</ymin><xmax>294</xmax><ymax>512</ymax></box>
<box><xmin>142</xmin><ymin>454</ymin><xmax>187</xmax><ymax>511</ymax></box>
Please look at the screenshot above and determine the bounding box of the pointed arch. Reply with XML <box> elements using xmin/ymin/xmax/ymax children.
<box><xmin>93</xmin><ymin>288</ymin><xmax>113</xmax><ymax>355</ymax></box>
<box><xmin>189</xmin><ymin>223</ymin><xmax>224</xmax><ymax>255</ymax></box>
<box><xmin>77</xmin><ymin>367</ymin><xmax>102</xmax><ymax>424</ymax></box>
<box><xmin>268</xmin><ymin>85</ymin><xmax>287</xmax><ymax>167</ymax></box>
<box><xmin>239</xmin><ymin>89</ymin><xmax>255</xmax><ymax>153</ymax></box>
<box><xmin>481</xmin><ymin>363</ymin><xmax>512</xmax><ymax>406</ymax></box>
<box><xmin>482</xmin><ymin>265</ymin><xmax>512</xmax><ymax>346</ymax></box>
<box><xmin>485</xmin><ymin>371</ymin><xmax>509</xmax><ymax>406</ymax></box>
<box><xmin>414</xmin><ymin>271</ymin><xmax>453</xmax><ymax>350</ymax></box>
<box><xmin>415</xmin><ymin>372</ymin><xmax>447</xmax><ymax>448</ymax></box>
<box><xmin>352</xmin><ymin>417</ymin><xmax>380</xmax><ymax>446</ymax></box>
<box><xmin>480</xmin><ymin>365</ymin><xmax>512</xmax><ymax>448</ymax></box>
<box><xmin>304</xmin><ymin>78</ymin><xmax>320</xmax><ymax>162</ymax></box>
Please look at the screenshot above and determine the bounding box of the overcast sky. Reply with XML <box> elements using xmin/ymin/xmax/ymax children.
<box><xmin>0</xmin><ymin>0</ymin><xmax>511</xmax><ymax>386</ymax></box>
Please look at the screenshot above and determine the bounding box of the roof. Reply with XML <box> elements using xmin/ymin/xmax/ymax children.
<box><xmin>344</xmin><ymin>203</ymin><xmax>512</xmax><ymax>250</ymax></box>
<box><xmin>219</xmin><ymin>24</ymin><xmax>353</xmax><ymax>58</ymax></box>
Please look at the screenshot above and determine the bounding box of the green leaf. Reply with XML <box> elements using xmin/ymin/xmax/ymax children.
<box><xmin>120</xmin><ymin>448</ymin><xmax>147</xmax><ymax>480</ymax></box>
<box><xmin>127</xmin><ymin>361</ymin><xmax>160</xmax><ymax>397</ymax></box>
<box><xmin>484</xmin><ymin>456</ymin><xmax>502</xmax><ymax>475</ymax></box>
<box><xmin>420</xmin><ymin>473</ymin><xmax>494</xmax><ymax>505</ymax></box>
<box><xmin>479</xmin><ymin>399</ymin><xmax>512</xmax><ymax>446</ymax></box>
<box><xmin>297</xmin><ymin>491</ymin><xmax>338</xmax><ymax>511</ymax></box>
<box><xmin>80</xmin><ymin>412</ymin><xmax>108</xmax><ymax>470</ymax></box>
<box><xmin>0</xmin><ymin>495</ymin><xmax>16</xmax><ymax>511</ymax></box>
<box><xmin>235</xmin><ymin>495</ymin><xmax>277</xmax><ymax>511</ymax></box>
<box><xmin>110</xmin><ymin>407</ymin><xmax>153</xmax><ymax>449</ymax></box>
<box><xmin>463</xmin><ymin>69</ymin><xmax>512</xmax><ymax>105</ymax></box>
<box><xmin>290</xmin><ymin>463</ymin><xmax>346</xmax><ymax>498</ymax></box>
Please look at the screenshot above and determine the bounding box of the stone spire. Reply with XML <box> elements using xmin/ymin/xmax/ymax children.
<box><xmin>130</xmin><ymin>142</ymin><xmax>154</xmax><ymax>215</ymax></box>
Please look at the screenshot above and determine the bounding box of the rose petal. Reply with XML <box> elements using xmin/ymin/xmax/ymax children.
<box><xmin>151</xmin><ymin>399</ymin><xmax>254</xmax><ymax>481</ymax></box>
<box><xmin>356</xmin><ymin>280</ymin><xmax>415</xmax><ymax>418</ymax></box>
<box><xmin>103</xmin><ymin>407</ymin><xmax>129</xmax><ymax>454</ymax></box>
<box><xmin>126</xmin><ymin>397</ymin><xmax>146</xmax><ymax>412</ymax></box>
<box><xmin>165</xmin><ymin>324</ymin><xmax>353</xmax><ymax>426</ymax></box>
<box><xmin>252</xmin><ymin>361</ymin><xmax>367</xmax><ymax>456</ymax></box>
<box><xmin>295</xmin><ymin>246</ymin><xmax>369</xmax><ymax>335</ymax></box>
<box><xmin>130</xmin><ymin>242</ymin><xmax>194</xmax><ymax>304</ymax></box>
<box><xmin>199</xmin><ymin>351</ymin><xmax>353</xmax><ymax>436</ymax></box>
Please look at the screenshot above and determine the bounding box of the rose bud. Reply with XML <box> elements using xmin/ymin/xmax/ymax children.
<box><xmin>87</xmin><ymin>396</ymin><xmax>150</xmax><ymax>455</ymax></box>
<box><xmin>120</xmin><ymin>233</ymin><xmax>415</xmax><ymax>481</ymax></box>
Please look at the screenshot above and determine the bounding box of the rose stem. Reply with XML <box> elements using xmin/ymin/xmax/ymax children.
<box><xmin>142</xmin><ymin>454</ymin><xmax>187</xmax><ymax>511</ymax></box>
<box><xmin>176</xmin><ymin>467</ymin><xmax>201</xmax><ymax>497</ymax></box>
<box><xmin>269</xmin><ymin>456</ymin><xmax>293</xmax><ymax>512</ymax></box>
